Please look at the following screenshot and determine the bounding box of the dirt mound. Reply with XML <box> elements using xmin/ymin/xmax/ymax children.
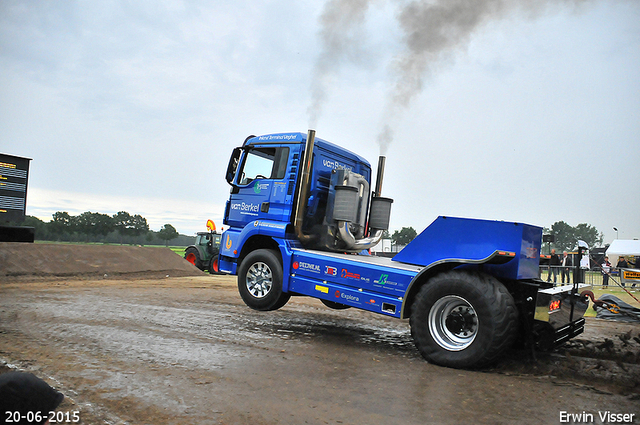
<box><xmin>0</xmin><ymin>242</ymin><xmax>204</xmax><ymax>279</ymax></box>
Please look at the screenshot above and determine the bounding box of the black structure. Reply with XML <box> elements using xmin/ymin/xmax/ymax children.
<box><xmin>0</xmin><ymin>153</ymin><xmax>33</xmax><ymax>242</ymax></box>
<box><xmin>0</xmin><ymin>225</ymin><xmax>35</xmax><ymax>242</ymax></box>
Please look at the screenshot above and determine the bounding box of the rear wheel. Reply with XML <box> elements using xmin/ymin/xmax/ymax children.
<box><xmin>410</xmin><ymin>271</ymin><xmax>518</xmax><ymax>369</ymax></box>
<box><xmin>185</xmin><ymin>247</ymin><xmax>204</xmax><ymax>270</ymax></box>
<box><xmin>238</xmin><ymin>249</ymin><xmax>290</xmax><ymax>311</ymax></box>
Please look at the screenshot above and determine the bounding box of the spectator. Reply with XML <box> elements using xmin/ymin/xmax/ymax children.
<box><xmin>548</xmin><ymin>249</ymin><xmax>560</xmax><ymax>283</ymax></box>
<box><xmin>0</xmin><ymin>371</ymin><xmax>64</xmax><ymax>425</ymax></box>
<box><xmin>617</xmin><ymin>256</ymin><xmax>629</xmax><ymax>269</ymax></box>
<box><xmin>616</xmin><ymin>256</ymin><xmax>630</xmax><ymax>287</ymax></box>
<box><xmin>601</xmin><ymin>256</ymin><xmax>612</xmax><ymax>288</ymax></box>
<box><xmin>561</xmin><ymin>251</ymin><xmax>572</xmax><ymax>283</ymax></box>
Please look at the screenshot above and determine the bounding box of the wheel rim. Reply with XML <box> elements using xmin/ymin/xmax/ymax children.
<box><xmin>186</xmin><ymin>253</ymin><xmax>197</xmax><ymax>265</ymax></box>
<box><xmin>428</xmin><ymin>295</ymin><xmax>478</xmax><ymax>351</ymax></box>
<box><xmin>212</xmin><ymin>258</ymin><xmax>219</xmax><ymax>273</ymax></box>
<box><xmin>246</xmin><ymin>261</ymin><xmax>272</xmax><ymax>298</ymax></box>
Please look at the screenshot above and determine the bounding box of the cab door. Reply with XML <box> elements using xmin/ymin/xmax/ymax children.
<box><xmin>225</xmin><ymin>145</ymin><xmax>290</xmax><ymax>228</ymax></box>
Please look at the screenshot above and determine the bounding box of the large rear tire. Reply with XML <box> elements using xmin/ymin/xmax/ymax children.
<box><xmin>185</xmin><ymin>247</ymin><xmax>204</xmax><ymax>270</ymax></box>
<box><xmin>238</xmin><ymin>249</ymin><xmax>290</xmax><ymax>311</ymax></box>
<box><xmin>410</xmin><ymin>271</ymin><xmax>518</xmax><ymax>369</ymax></box>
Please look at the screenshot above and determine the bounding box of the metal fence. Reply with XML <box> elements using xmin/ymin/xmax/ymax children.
<box><xmin>538</xmin><ymin>266</ymin><xmax>638</xmax><ymax>288</ymax></box>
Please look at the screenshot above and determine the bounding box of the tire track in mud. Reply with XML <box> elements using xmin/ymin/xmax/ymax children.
<box><xmin>15</xmin><ymin>289</ymin><xmax>420</xmax><ymax>367</ymax></box>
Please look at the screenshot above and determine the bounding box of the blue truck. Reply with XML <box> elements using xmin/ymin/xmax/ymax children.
<box><xmin>219</xmin><ymin>130</ymin><xmax>589</xmax><ymax>368</ymax></box>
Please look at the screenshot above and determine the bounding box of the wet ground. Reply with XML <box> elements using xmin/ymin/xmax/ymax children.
<box><xmin>1</xmin><ymin>275</ymin><xmax>639</xmax><ymax>424</ymax></box>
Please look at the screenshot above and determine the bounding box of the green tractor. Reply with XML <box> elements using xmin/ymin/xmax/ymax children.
<box><xmin>184</xmin><ymin>221</ymin><xmax>222</xmax><ymax>273</ymax></box>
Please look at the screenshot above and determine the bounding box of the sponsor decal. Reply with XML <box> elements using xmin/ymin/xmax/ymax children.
<box><xmin>315</xmin><ymin>285</ymin><xmax>329</xmax><ymax>294</ymax></box>
<box><xmin>341</xmin><ymin>268</ymin><xmax>360</xmax><ymax>280</ymax></box>
<box><xmin>525</xmin><ymin>247</ymin><xmax>538</xmax><ymax>259</ymax></box>
<box><xmin>341</xmin><ymin>268</ymin><xmax>370</xmax><ymax>283</ymax></box>
<box><xmin>296</xmin><ymin>261</ymin><xmax>321</xmax><ymax>273</ymax></box>
<box><xmin>292</xmin><ymin>261</ymin><xmax>320</xmax><ymax>273</ymax></box>
<box><xmin>322</xmin><ymin>159</ymin><xmax>353</xmax><ymax>171</ymax></box>
<box><xmin>623</xmin><ymin>270</ymin><xmax>640</xmax><ymax>280</ymax></box>
<box><xmin>257</xmin><ymin>134</ymin><xmax>299</xmax><ymax>141</ymax></box>
<box><xmin>342</xmin><ymin>293</ymin><xmax>360</xmax><ymax>302</ymax></box>
<box><xmin>325</xmin><ymin>266</ymin><xmax>337</xmax><ymax>276</ymax></box>
<box><xmin>333</xmin><ymin>290</ymin><xmax>360</xmax><ymax>302</ymax></box>
<box><xmin>374</xmin><ymin>274</ymin><xmax>398</xmax><ymax>286</ymax></box>
<box><xmin>254</xmin><ymin>221</ymin><xmax>286</xmax><ymax>230</ymax></box>
<box><xmin>225</xmin><ymin>234</ymin><xmax>232</xmax><ymax>250</ymax></box>
<box><xmin>230</xmin><ymin>202</ymin><xmax>260</xmax><ymax>214</ymax></box>
<box><xmin>253</xmin><ymin>181</ymin><xmax>269</xmax><ymax>194</ymax></box>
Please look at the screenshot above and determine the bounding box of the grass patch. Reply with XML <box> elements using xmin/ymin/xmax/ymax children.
<box><xmin>169</xmin><ymin>246</ymin><xmax>187</xmax><ymax>257</ymax></box>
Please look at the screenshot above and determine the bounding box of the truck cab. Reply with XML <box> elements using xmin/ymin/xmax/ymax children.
<box><xmin>221</xmin><ymin>131</ymin><xmax>384</xmax><ymax>274</ymax></box>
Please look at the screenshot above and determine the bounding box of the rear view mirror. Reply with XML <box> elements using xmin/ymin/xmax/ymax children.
<box><xmin>225</xmin><ymin>147</ymin><xmax>242</xmax><ymax>185</ymax></box>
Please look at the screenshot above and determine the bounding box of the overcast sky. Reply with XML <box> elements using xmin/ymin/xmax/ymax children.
<box><xmin>1</xmin><ymin>0</ymin><xmax>639</xmax><ymax>244</ymax></box>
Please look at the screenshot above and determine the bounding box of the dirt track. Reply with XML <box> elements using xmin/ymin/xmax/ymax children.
<box><xmin>1</xmin><ymin>244</ymin><xmax>639</xmax><ymax>424</ymax></box>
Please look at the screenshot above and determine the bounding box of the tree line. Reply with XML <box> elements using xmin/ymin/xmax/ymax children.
<box><xmin>18</xmin><ymin>212</ymin><xmax>603</xmax><ymax>252</ymax></box>
<box><xmin>384</xmin><ymin>227</ymin><xmax>418</xmax><ymax>247</ymax></box>
<box><xmin>544</xmin><ymin>221</ymin><xmax>604</xmax><ymax>253</ymax></box>
<box><xmin>22</xmin><ymin>211</ymin><xmax>194</xmax><ymax>246</ymax></box>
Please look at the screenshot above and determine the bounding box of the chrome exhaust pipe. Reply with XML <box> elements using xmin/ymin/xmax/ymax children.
<box><xmin>338</xmin><ymin>222</ymin><xmax>384</xmax><ymax>251</ymax></box>
<box><xmin>294</xmin><ymin>129</ymin><xmax>316</xmax><ymax>244</ymax></box>
<box><xmin>374</xmin><ymin>155</ymin><xmax>386</xmax><ymax>197</ymax></box>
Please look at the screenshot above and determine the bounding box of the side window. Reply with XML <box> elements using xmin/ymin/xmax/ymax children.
<box><xmin>239</xmin><ymin>148</ymin><xmax>275</xmax><ymax>185</ymax></box>
<box><xmin>238</xmin><ymin>147</ymin><xmax>290</xmax><ymax>185</ymax></box>
<box><xmin>272</xmin><ymin>147</ymin><xmax>289</xmax><ymax>180</ymax></box>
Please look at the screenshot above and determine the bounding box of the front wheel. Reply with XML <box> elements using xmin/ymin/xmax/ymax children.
<box><xmin>410</xmin><ymin>271</ymin><xmax>518</xmax><ymax>369</ymax></box>
<box><xmin>238</xmin><ymin>249</ymin><xmax>290</xmax><ymax>311</ymax></box>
